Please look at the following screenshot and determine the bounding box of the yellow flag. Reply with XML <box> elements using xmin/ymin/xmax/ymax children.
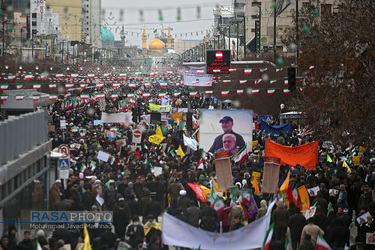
<box><xmin>252</xmin><ymin>140</ymin><xmax>258</xmax><ymax>149</ymax></box>
<box><xmin>198</xmin><ymin>184</ymin><xmax>212</xmax><ymax>199</ymax></box>
<box><xmin>210</xmin><ymin>177</ymin><xmax>219</xmax><ymax>192</ymax></box>
<box><xmin>171</xmin><ymin>111</ymin><xmax>184</xmax><ymax>123</ymax></box>
<box><xmin>343</xmin><ymin>161</ymin><xmax>352</xmax><ymax>173</ymax></box>
<box><xmin>177</xmin><ymin>145</ymin><xmax>185</xmax><ymax>158</ymax></box>
<box><xmin>298</xmin><ymin>185</ymin><xmax>310</xmax><ymax>212</ymax></box>
<box><xmin>83</xmin><ymin>223</ymin><xmax>92</xmax><ymax>250</ymax></box>
<box><xmin>148</xmin><ymin>127</ymin><xmax>165</xmax><ymax>145</ymax></box>
<box><xmin>251</xmin><ymin>171</ymin><xmax>261</xmax><ymax>185</ymax></box>
<box><xmin>279</xmin><ymin>171</ymin><xmax>290</xmax><ymax>194</ymax></box>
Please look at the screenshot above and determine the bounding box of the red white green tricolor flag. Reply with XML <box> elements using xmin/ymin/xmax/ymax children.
<box><xmin>55</xmin><ymin>74</ymin><xmax>64</xmax><ymax>79</ymax></box>
<box><xmin>316</xmin><ymin>232</ymin><xmax>331</xmax><ymax>250</ymax></box>
<box><xmin>33</xmin><ymin>83</ymin><xmax>41</xmax><ymax>89</ymax></box>
<box><xmin>143</xmin><ymin>92</ymin><xmax>151</xmax><ymax>97</ymax></box>
<box><xmin>160</xmin><ymin>82</ymin><xmax>167</xmax><ymax>87</ymax></box>
<box><xmin>17</xmin><ymin>84</ymin><xmax>24</xmax><ymax>90</ymax></box>
<box><xmin>221</xmin><ymin>90</ymin><xmax>229</xmax><ymax>96</ymax></box>
<box><xmin>65</xmin><ymin>83</ymin><xmax>74</xmax><ymax>89</ymax></box>
<box><xmin>1</xmin><ymin>94</ymin><xmax>8</xmax><ymax>101</ymax></box>
<box><xmin>111</xmin><ymin>93</ymin><xmax>119</xmax><ymax>99</ymax></box>
<box><xmin>16</xmin><ymin>94</ymin><xmax>24</xmax><ymax>101</ymax></box>
<box><xmin>32</xmin><ymin>94</ymin><xmax>40</xmax><ymax>101</ymax></box>
<box><xmin>7</xmin><ymin>74</ymin><xmax>15</xmax><ymax>81</ymax></box>
<box><xmin>260</xmin><ymin>68</ymin><xmax>267</xmax><ymax>72</ymax></box>
<box><xmin>239</xmin><ymin>80</ymin><xmax>247</xmax><ymax>84</ymax></box>
<box><xmin>49</xmin><ymin>94</ymin><xmax>58</xmax><ymax>100</ymax></box>
<box><xmin>129</xmin><ymin>83</ymin><xmax>136</xmax><ymax>88</ymax></box>
<box><xmin>96</xmin><ymin>83</ymin><xmax>104</xmax><ymax>88</ymax></box>
<box><xmin>24</xmin><ymin>74</ymin><xmax>34</xmax><ymax>80</ymax></box>
<box><xmin>244</xmin><ymin>68</ymin><xmax>252</xmax><ymax>74</ymax></box>
<box><xmin>261</xmin><ymin>223</ymin><xmax>274</xmax><ymax>250</ymax></box>
<box><xmin>270</xmin><ymin>79</ymin><xmax>277</xmax><ymax>84</ymax></box>
<box><xmin>159</xmin><ymin>92</ymin><xmax>166</xmax><ymax>98</ymax></box>
<box><xmin>237</xmin><ymin>89</ymin><xmax>244</xmax><ymax>95</ymax></box>
<box><xmin>1</xmin><ymin>84</ymin><xmax>9</xmax><ymax>90</ymax></box>
<box><xmin>119</xmin><ymin>73</ymin><xmax>126</xmax><ymax>77</ymax></box>
<box><xmin>80</xmin><ymin>83</ymin><xmax>87</xmax><ymax>89</ymax></box>
<box><xmin>231</xmin><ymin>146</ymin><xmax>247</xmax><ymax>164</ymax></box>
<box><xmin>223</xmin><ymin>80</ymin><xmax>231</xmax><ymax>83</ymax></box>
<box><xmin>49</xmin><ymin>83</ymin><xmax>57</xmax><ymax>89</ymax></box>
<box><xmin>81</xmin><ymin>94</ymin><xmax>89</xmax><ymax>100</ymax></box>
<box><xmin>205</xmin><ymin>90</ymin><xmax>213</xmax><ymax>95</ymax></box>
<box><xmin>173</xmin><ymin>92</ymin><xmax>181</xmax><ymax>97</ymax></box>
<box><xmin>197</xmin><ymin>150</ymin><xmax>205</xmax><ymax>170</ymax></box>
<box><xmin>113</xmin><ymin>83</ymin><xmax>120</xmax><ymax>88</ymax></box>
<box><xmin>267</xmin><ymin>88</ymin><xmax>276</xmax><ymax>95</ymax></box>
<box><xmin>276</xmin><ymin>67</ymin><xmax>283</xmax><ymax>72</ymax></box>
<box><xmin>127</xmin><ymin>93</ymin><xmax>134</xmax><ymax>98</ymax></box>
<box><xmin>87</xmin><ymin>73</ymin><xmax>95</xmax><ymax>78</ymax></box>
<box><xmin>190</xmin><ymin>91</ymin><xmax>198</xmax><ymax>97</ymax></box>
<box><xmin>255</xmin><ymin>79</ymin><xmax>262</xmax><ymax>84</ymax></box>
<box><xmin>283</xmin><ymin>88</ymin><xmax>290</xmax><ymax>93</ymax></box>
<box><xmin>252</xmin><ymin>89</ymin><xmax>260</xmax><ymax>94</ymax></box>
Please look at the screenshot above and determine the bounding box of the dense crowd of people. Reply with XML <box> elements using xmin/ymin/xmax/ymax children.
<box><xmin>1</xmin><ymin>67</ymin><xmax>375</xmax><ymax>250</ymax></box>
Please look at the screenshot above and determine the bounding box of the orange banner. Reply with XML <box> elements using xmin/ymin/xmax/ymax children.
<box><xmin>265</xmin><ymin>140</ymin><xmax>319</xmax><ymax>170</ymax></box>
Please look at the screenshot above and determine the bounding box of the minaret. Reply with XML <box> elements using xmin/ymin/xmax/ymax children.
<box><xmin>142</xmin><ymin>27</ymin><xmax>147</xmax><ymax>49</ymax></box>
<box><xmin>166</xmin><ymin>27</ymin><xmax>172</xmax><ymax>49</ymax></box>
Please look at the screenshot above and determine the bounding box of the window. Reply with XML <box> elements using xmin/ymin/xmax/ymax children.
<box><xmin>32</xmin><ymin>21</ymin><xmax>37</xmax><ymax>26</ymax></box>
<box><xmin>32</xmin><ymin>13</ymin><xmax>37</xmax><ymax>18</ymax></box>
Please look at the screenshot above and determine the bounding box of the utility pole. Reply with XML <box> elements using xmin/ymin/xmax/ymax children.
<box><xmin>296</xmin><ymin>0</ymin><xmax>299</xmax><ymax>63</ymax></box>
<box><xmin>273</xmin><ymin>1</ymin><xmax>277</xmax><ymax>62</ymax></box>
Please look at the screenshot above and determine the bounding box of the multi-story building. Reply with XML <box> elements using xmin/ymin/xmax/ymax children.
<box><xmin>81</xmin><ymin>0</ymin><xmax>102</xmax><ymax>48</ymax></box>
<box><xmin>45</xmin><ymin>0</ymin><xmax>82</xmax><ymax>41</ymax></box>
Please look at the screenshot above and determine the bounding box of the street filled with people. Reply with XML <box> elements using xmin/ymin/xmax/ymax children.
<box><xmin>1</xmin><ymin>66</ymin><xmax>375</xmax><ymax>250</ymax></box>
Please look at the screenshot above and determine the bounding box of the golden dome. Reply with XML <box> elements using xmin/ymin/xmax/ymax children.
<box><xmin>149</xmin><ymin>38</ymin><xmax>165</xmax><ymax>49</ymax></box>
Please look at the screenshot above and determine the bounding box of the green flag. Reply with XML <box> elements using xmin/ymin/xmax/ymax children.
<box><xmin>153</xmin><ymin>29</ymin><xmax>157</xmax><ymax>33</ymax></box>
<box><xmin>327</xmin><ymin>154</ymin><xmax>333</xmax><ymax>163</ymax></box>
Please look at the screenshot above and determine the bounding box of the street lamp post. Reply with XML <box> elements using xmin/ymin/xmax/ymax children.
<box><xmin>273</xmin><ymin>1</ymin><xmax>277</xmax><ymax>62</ymax></box>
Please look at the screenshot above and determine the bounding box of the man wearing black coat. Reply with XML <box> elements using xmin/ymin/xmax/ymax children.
<box><xmin>288</xmin><ymin>207</ymin><xmax>307</xmax><ymax>250</ymax></box>
<box><xmin>145</xmin><ymin>195</ymin><xmax>162</xmax><ymax>221</ymax></box>
<box><xmin>200</xmin><ymin>202</ymin><xmax>219</xmax><ymax>232</ymax></box>
<box><xmin>113</xmin><ymin>202</ymin><xmax>131</xmax><ymax>239</ymax></box>
<box><xmin>125</xmin><ymin>216</ymin><xmax>144</xmax><ymax>249</ymax></box>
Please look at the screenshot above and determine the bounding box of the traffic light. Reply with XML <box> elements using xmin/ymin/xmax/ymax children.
<box><xmin>288</xmin><ymin>67</ymin><xmax>296</xmax><ymax>92</ymax></box>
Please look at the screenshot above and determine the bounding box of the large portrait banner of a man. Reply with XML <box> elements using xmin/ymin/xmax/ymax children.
<box><xmin>199</xmin><ymin>110</ymin><xmax>253</xmax><ymax>156</ymax></box>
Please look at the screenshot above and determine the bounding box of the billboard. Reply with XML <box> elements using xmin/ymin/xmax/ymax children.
<box><xmin>183</xmin><ymin>65</ymin><xmax>213</xmax><ymax>86</ymax></box>
<box><xmin>206</xmin><ymin>50</ymin><xmax>231</xmax><ymax>74</ymax></box>
<box><xmin>199</xmin><ymin>110</ymin><xmax>253</xmax><ymax>155</ymax></box>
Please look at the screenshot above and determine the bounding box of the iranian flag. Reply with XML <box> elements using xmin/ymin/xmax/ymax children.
<box><xmin>129</xmin><ymin>98</ymin><xmax>136</xmax><ymax>104</ymax></box>
<box><xmin>79</xmin><ymin>164</ymin><xmax>87</xmax><ymax>173</ymax></box>
<box><xmin>111</xmin><ymin>93</ymin><xmax>119</xmax><ymax>99</ymax></box>
<box><xmin>145</xmin><ymin>83</ymin><xmax>151</xmax><ymax>88</ymax></box>
<box><xmin>81</xmin><ymin>94</ymin><xmax>89</xmax><ymax>100</ymax></box>
<box><xmin>55</xmin><ymin>74</ymin><xmax>64</xmax><ymax>79</ymax></box>
<box><xmin>189</xmin><ymin>91</ymin><xmax>198</xmax><ymax>97</ymax></box>
<box><xmin>173</xmin><ymin>92</ymin><xmax>181</xmax><ymax>97</ymax></box>
<box><xmin>229</xmin><ymin>68</ymin><xmax>237</xmax><ymax>72</ymax></box>
<box><xmin>244</xmin><ymin>68</ymin><xmax>252</xmax><ymax>74</ymax></box>
<box><xmin>80</xmin><ymin>83</ymin><xmax>87</xmax><ymax>89</ymax></box>
<box><xmin>270</xmin><ymin>79</ymin><xmax>277</xmax><ymax>84</ymax></box>
<box><xmin>16</xmin><ymin>94</ymin><xmax>24</xmax><ymax>101</ymax></box>
<box><xmin>196</xmin><ymin>70</ymin><xmax>204</xmax><ymax>74</ymax></box>
<box><xmin>32</xmin><ymin>94</ymin><xmax>40</xmax><ymax>101</ymax></box>
<box><xmin>255</xmin><ymin>79</ymin><xmax>262</xmax><ymax>84</ymax></box>
<box><xmin>143</xmin><ymin>92</ymin><xmax>151</xmax><ymax>97</ymax></box>
<box><xmin>223</xmin><ymin>80</ymin><xmax>231</xmax><ymax>83</ymax></box>
<box><xmin>284</xmin><ymin>80</ymin><xmax>289</xmax><ymax>86</ymax></box>
<box><xmin>90</xmin><ymin>161</ymin><xmax>97</xmax><ymax>171</ymax></box>
<box><xmin>103</xmin><ymin>73</ymin><xmax>111</xmax><ymax>77</ymax></box>
<box><xmin>231</xmin><ymin>146</ymin><xmax>247</xmax><ymax>164</ymax></box>
<box><xmin>17</xmin><ymin>84</ymin><xmax>24</xmax><ymax>90</ymax></box>
<box><xmin>129</xmin><ymin>83</ymin><xmax>136</xmax><ymax>88</ymax></box>
<box><xmin>127</xmin><ymin>93</ymin><xmax>134</xmax><ymax>98</ymax></box>
<box><xmin>276</xmin><ymin>67</ymin><xmax>283</xmax><ymax>72</ymax></box>
<box><xmin>24</xmin><ymin>74</ymin><xmax>34</xmax><ymax>80</ymax></box>
<box><xmin>65</xmin><ymin>83</ymin><xmax>74</xmax><ymax>89</ymax></box>
<box><xmin>113</xmin><ymin>83</ymin><xmax>120</xmax><ymax>88</ymax></box>
<box><xmin>261</xmin><ymin>223</ymin><xmax>274</xmax><ymax>250</ymax></box>
<box><xmin>33</xmin><ymin>83</ymin><xmax>41</xmax><ymax>89</ymax></box>
<box><xmin>260</xmin><ymin>68</ymin><xmax>268</xmax><ymax>72</ymax></box>
<box><xmin>96</xmin><ymin>83</ymin><xmax>104</xmax><ymax>88</ymax></box>
<box><xmin>1</xmin><ymin>94</ymin><xmax>8</xmax><ymax>101</ymax></box>
<box><xmin>150</xmin><ymin>72</ymin><xmax>157</xmax><ymax>76</ymax></box>
<box><xmin>291</xmin><ymin>64</ymin><xmax>297</xmax><ymax>68</ymax></box>
<box><xmin>237</xmin><ymin>89</ymin><xmax>244</xmax><ymax>95</ymax></box>
<box><xmin>158</xmin><ymin>92</ymin><xmax>166</xmax><ymax>98</ymax></box>
<box><xmin>160</xmin><ymin>82</ymin><xmax>167</xmax><ymax>87</ymax></box>
<box><xmin>135</xmin><ymin>72</ymin><xmax>142</xmax><ymax>76</ymax></box>
<box><xmin>283</xmin><ymin>88</ymin><xmax>290</xmax><ymax>93</ymax></box>
<box><xmin>119</xmin><ymin>73</ymin><xmax>126</xmax><ymax>77</ymax></box>
<box><xmin>309</xmin><ymin>66</ymin><xmax>315</xmax><ymax>70</ymax></box>
<box><xmin>49</xmin><ymin>83</ymin><xmax>56</xmax><ymax>89</ymax></box>
<box><xmin>197</xmin><ymin>150</ymin><xmax>205</xmax><ymax>170</ymax></box>
<box><xmin>70</xmin><ymin>73</ymin><xmax>79</xmax><ymax>78</ymax></box>
<box><xmin>221</xmin><ymin>90</ymin><xmax>230</xmax><ymax>96</ymax></box>
<box><xmin>239</xmin><ymin>80</ymin><xmax>247</xmax><ymax>84</ymax></box>
<box><xmin>316</xmin><ymin>232</ymin><xmax>331</xmax><ymax>250</ymax></box>
<box><xmin>252</xmin><ymin>89</ymin><xmax>260</xmax><ymax>94</ymax></box>
<box><xmin>267</xmin><ymin>88</ymin><xmax>276</xmax><ymax>95</ymax></box>
<box><xmin>2</xmin><ymin>84</ymin><xmax>11</xmax><ymax>89</ymax></box>
<box><xmin>40</xmin><ymin>75</ymin><xmax>47</xmax><ymax>80</ymax></box>
<box><xmin>205</xmin><ymin>91</ymin><xmax>213</xmax><ymax>95</ymax></box>
<box><xmin>96</xmin><ymin>93</ymin><xmax>105</xmax><ymax>100</ymax></box>
<box><xmin>64</xmin><ymin>93</ymin><xmax>71</xmax><ymax>98</ymax></box>
<box><xmin>7</xmin><ymin>74</ymin><xmax>15</xmax><ymax>81</ymax></box>
<box><xmin>49</xmin><ymin>94</ymin><xmax>58</xmax><ymax>100</ymax></box>
<box><xmin>87</xmin><ymin>73</ymin><xmax>95</xmax><ymax>79</ymax></box>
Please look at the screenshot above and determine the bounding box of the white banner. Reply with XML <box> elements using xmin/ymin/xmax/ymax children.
<box><xmin>97</xmin><ymin>151</ymin><xmax>110</xmax><ymax>162</ymax></box>
<box><xmin>162</xmin><ymin>200</ymin><xmax>275</xmax><ymax>250</ymax></box>
<box><xmin>183</xmin><ymin>66</ymin><xmax>213</xmax><ymax>86</ymax></box>
<box><xmin>101</xmin><ymin>112</ymin><xmax>133</xmax><ymax>124</ymax></box>
<box><xmin>183</xmin><ymin>134</ymin><xmax>198</xmax><ymax>151</ymax></box>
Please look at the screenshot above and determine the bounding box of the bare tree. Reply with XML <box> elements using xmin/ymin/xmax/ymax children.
<box><xmin>285</xmin><ymin>0</ymin><xmax>375</xmax><ymax>145</ymax></box>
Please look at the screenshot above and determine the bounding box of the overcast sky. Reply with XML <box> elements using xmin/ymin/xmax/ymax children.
<box><xmin>101</xmin><ymin>0</ymin><xmax>231</xmax><ymax>47</ymax></box>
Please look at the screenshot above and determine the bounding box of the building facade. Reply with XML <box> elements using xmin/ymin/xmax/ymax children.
<box><xmin>81</xmin><ymin>0</ymin><xmax>102</xmax><ymax>48</ymax></box>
